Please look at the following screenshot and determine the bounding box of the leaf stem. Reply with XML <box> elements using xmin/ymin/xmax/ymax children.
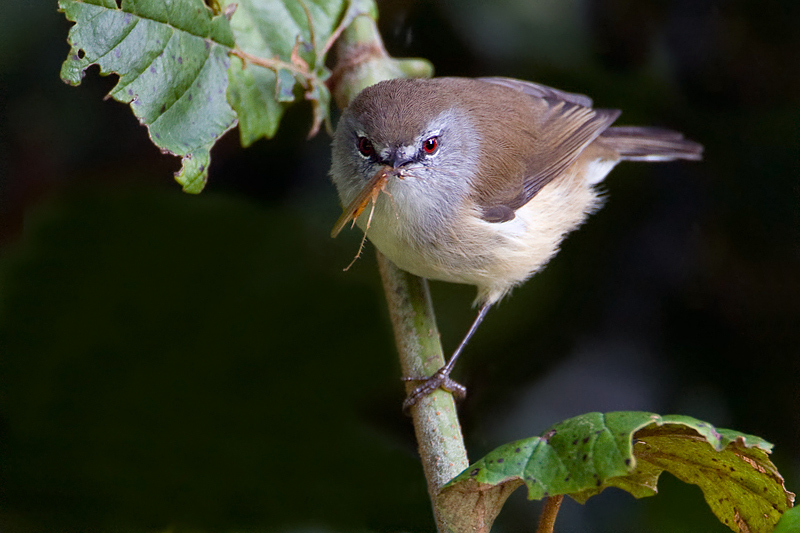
<box><xmin>230</xmin><ymin>47</ymin><xmax>310</xmax><ymax>79</ymax></box>
<box><xmin>536</xmin><ymin>495</ymin><xmax>564</xmax><ymax>533</ymax></box>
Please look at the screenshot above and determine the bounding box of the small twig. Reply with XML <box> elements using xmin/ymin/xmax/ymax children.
<box><xmin>290</xmin><ymin>38</ymin><xmax>311</xmax><ymax>78</ymax></box>
<box><xmin>230</xmin><ymin>47</ymin><xmax>309</xmax><ymax>78</ymax></box>
<box><xmin>321</xmin><ymin>21</ymin><xmax>346</xmax><ymax>57</ymax></box>
<box><xmin>536</xmin><ymin>495</ymin><xmax>564</xmax><ymax>533</ymax></box>
<box><xmin>321</xmin><ymin>7</ymin><xmax>364</xmax><ymax>57</ymax></box>
<box><xmin>298</xmin><ymin>0</ymin><xmax>317</xmax><ymax>51</ymax></box>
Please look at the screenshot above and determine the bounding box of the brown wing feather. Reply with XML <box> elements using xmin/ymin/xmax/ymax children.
<box><xmin>516</xmin><ymin>104</ymin><xmax>620</xmax><ymax>204</ymax></box>
<box><xmin>479</xmin><ymin>77</ymin><xmax>595</xmax><ymax>108</ymax></box>
<box><xmin>473</xmin><ymin>80</ymin><xmax>620</xmax><ymax>222</ymax></box>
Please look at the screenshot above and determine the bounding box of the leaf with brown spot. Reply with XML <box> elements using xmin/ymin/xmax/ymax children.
<box><xmin>439</xmin><ymin>412</ymin><xmax>794</xmax><ymax>533</ymax></box>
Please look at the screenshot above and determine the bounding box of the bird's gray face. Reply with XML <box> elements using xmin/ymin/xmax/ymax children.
<box><xmin>330</xmin><ymin>106</ymin><xmax>479</xmax><ymax>231</ymax></box>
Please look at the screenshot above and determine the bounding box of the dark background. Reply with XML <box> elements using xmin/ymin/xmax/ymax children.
<box><xmin>1</xmin><ymin>1</ymin><xmax>798</xmax><ymax>532</ymax></box>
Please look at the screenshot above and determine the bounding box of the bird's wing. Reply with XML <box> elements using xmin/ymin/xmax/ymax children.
<box><xmin>473</xmin><ymin>79</ymin><xmax>620</xmax><ymax>222</ymax></box>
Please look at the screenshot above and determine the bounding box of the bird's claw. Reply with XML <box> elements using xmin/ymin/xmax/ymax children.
<box><xmin>402</xmin><ymin>368</ymin><xmax>466</xmax><ymax>414</ymax></box>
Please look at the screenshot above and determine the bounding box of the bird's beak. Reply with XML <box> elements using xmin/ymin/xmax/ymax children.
<box><xmin>382</xmin><ymin>150</ymin><xmax>413</xmax><ymax>169</ymax></box>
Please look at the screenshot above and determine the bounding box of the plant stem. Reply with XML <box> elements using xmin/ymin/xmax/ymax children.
<box><xmin>536</xmin><ymin>495</ymin><xmax>564</xmax><ymax>533</ymax></box>
<box><xmin>377</xmin><ymin>254</ymin><xmax>470</xmax><ymax>520</ymax></box>
<box><xmin>230</xmin><ymin>47</ymin><xmax>309</xmax><ymax>78</ymax></box>
<box><xmin>328</xmin><ymin>15</ymin><xmax>433</xmax><ymax>109</ymax></box>
<box><xmin>330</xmin><ymin>13</ymin><xmax>467</xmax><ymax>533</ymax></box>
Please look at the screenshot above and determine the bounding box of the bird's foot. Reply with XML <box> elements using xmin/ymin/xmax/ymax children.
<box><xmin>402</xmin><ymin>368</ymin><xmax>466</xmax><ymax>414</ymax></box>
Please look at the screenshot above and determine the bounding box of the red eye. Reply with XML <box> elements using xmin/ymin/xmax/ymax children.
<box><xmin>357</xmin><ymin>136</ymin><xmax>375</xmax><ymax>157</ymax></box>
<box><xmin>423</xmin><ymin>136</ymin><xmax>439</xmax><ymax>154</ymax></box>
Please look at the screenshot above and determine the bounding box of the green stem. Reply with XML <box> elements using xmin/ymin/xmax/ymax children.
<box><xmin>330</xmin><ymin>12</ymin><xmax>468</xmax><ymax>533</ymax></box>
<box><xmin>329</xmin><ymin>15</ymin><xmax>433</xmax><ymax>108</ymax></box>
<box><xmin>376</xmin><ymin>255</ymin><xmax>470</xmax><ymax>508</ymax></box>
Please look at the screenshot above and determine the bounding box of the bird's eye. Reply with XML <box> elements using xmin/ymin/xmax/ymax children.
<box><xmin>357</xmin><ymin>136</ymin><xmax>375</xmax><ymax>158</ymax></box>
<box><xmin>422</xmin><ymin>136</ymin><xmax>439</xmax><ymax>155</ymax></box>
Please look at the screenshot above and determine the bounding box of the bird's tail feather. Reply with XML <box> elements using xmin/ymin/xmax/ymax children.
<box><xmin>600</xmin><ymin>126</ymin><xmax>703</xmax><ymax>162</ymax></box>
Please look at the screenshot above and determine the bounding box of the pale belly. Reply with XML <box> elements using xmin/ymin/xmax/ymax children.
<box><xmin>359</xmin><ymin>173</ymin><xmax>602</xmax><ymax>305</ymax></box>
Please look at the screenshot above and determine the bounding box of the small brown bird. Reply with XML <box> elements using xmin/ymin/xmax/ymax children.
<box><xmin>329</xmin><ymin>77</ymin><xmax>702</xmax><ymax>410</ymax></box>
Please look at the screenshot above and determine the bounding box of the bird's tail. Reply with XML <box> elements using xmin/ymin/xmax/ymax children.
<box><xmin>600</xmin><ymin>126</ymin><xmax>703</xmax><ymax>162</ymax></box>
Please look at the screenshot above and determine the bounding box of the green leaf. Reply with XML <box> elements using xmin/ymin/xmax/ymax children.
<box><xmin>222</xmin><ymin>0</ymin><xmax>355</xmax><ymax>145</ymax></box>
<box><xmin>59</xmin><ymin>0</ymin><xmax>374</xmax><ymax>189</ymax></box>
<box><xmin>175</xmin><ymin>150</ymin><xmax>211</xmax><ymax>194</ymax></box>
<box><xmin>774</xmin><ymin>506</ymin><xmax>800</xmax><ymax>533</ymax></box>
<box><xmin>59</xmin><ymin>0</ymin><xmax>239</xmax><ymax>192</ymax></box>
<box><xmin>629</xmin><ymin>418</ymin><xmax>793</xmax><ymax>533</ymax></box>
<box><xmin>440</xmin><ymin>412</ymin><xmax>794</xmax><ymax>533</ymax></box>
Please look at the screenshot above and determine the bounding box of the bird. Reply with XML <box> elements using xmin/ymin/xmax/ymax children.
<box><xmin>329</xmin><ymin>76</ymin><xmax>703</xmax><ymax>410</ymax></box>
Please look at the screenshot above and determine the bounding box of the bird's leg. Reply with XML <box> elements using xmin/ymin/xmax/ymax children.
<box><xmin>402</xmin><ymin>302</ymin><xmax>492</xmax><ymax>412</ymax></box>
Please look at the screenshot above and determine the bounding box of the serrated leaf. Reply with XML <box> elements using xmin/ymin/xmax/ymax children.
<box><xmin>440</xmin><ymin>412</ymin><xmax>794</xmax><ymax>533</ymax></box>
<box><xmin>60</xmin><ymin>0</ymin><xmax>385</xmax><ymax>186</ymax></box>
<box><xmin>631</xmin><ymin>418</ymin><xmax>792</xmax><ymax>533</ymax></box>
<box><xmin>59</xmin><ymin>0</ymin><xmax>237</xmax><ymax>192</ymax></box>
<box><xmin>221</xmin><ymin>0</ymin><xmax>350</xmax><ymax>146</ymax></box>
